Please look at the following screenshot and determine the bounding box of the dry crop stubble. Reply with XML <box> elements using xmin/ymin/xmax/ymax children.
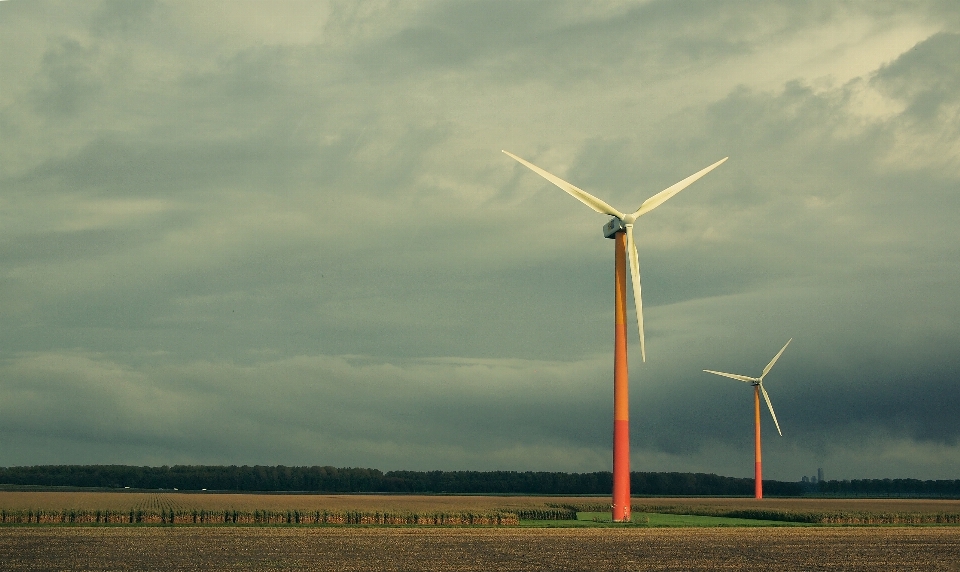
<box><xmin>1</xmin><ymin>527</ymin><xmax>959</xmax><ymax>571</ymax></box>
<box><xmin>5</xmin><ymin>492</ymin><xmax>960</xmax><ymax>526</ymax></box>
<box><xmin>0</xmin><ymin>492</ymin><xmax>550</xmax><ymax>525</ymax></box>
<box><xmin>5</xmin><ymin>492</ymin><xmax>958</xmax><ymax>516</ymax></box>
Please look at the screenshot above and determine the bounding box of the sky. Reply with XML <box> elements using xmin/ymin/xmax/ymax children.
<box><xmin>2</xmin><ymin>1</ymin><xmax>959</xmax><ymax>482</ymax></box>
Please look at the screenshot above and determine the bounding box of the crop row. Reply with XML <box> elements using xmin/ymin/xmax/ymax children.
<box><xmin>131</xmin><ymin>494</ymin><xmax>182</xmax><ymax>514</ymax></box>
<box><xmin>0</xmin><ymin>509</ymin><xmax>520</xmax><ymax>526</ymax></box>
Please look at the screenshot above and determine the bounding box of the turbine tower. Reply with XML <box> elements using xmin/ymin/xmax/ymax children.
<box><xmin>504</xmin><ymin>150</ymin><xmax>727</xmax><ymax>521</ymax></box>
<box><xmin>704</xmin><ymin>338</ymin><xmax>792</xmax><ymax>499</ymax></box>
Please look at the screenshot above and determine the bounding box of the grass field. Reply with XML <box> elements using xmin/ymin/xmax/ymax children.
<box><xmin>1</xmin><ymin>527</ymin><xmax>958</xmax><ymax>571</ymax></box>
<box><xmin>627</xmin><ymin>498</ymin><xmax>960</xmax><ymax>525</ymax></box>
<box><xmin>570</xmin><ymin>511</ymin><xmax>807</xmax><ymax>527</ymax></box>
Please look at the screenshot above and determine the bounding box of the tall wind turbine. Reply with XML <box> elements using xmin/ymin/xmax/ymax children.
<box><xmin>704</xmin><ymin>338</ymin><xmax>792</xmax><ymax>499</ymax></box>
<box><xmin>503</xmin><ymin>150</ymin><xmax>727</xmax><ymax>521</ymax></box>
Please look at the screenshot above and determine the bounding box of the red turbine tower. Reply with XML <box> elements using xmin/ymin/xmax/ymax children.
<box><xmin>503</xmin><ymin>150</ymin><xmax>727</xmax><ymax>521</ymax></box>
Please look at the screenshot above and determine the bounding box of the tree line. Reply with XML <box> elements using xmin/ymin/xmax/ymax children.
<box><xmin>0</xmin><ymin>465</ymin><xmax>769</xmax><ymax>494</ymax></box>
<box><xmin>1</xmin><ymin>465</ymin><xmax>957</xmax><ymax>496</ymax></box>
<box><xmin>816</xmin><ymin>478</ymin><xmax>960</xmax><ymax>497</ymax></box>
<box><xmin>0</xmin><ymin>465</ymin><xmax>786</xmax><ymax>495</ymax></box>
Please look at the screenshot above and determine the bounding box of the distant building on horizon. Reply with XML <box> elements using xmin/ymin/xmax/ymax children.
<box><xmin>818</xmin><ymin>468</ymin><xmax>824</xmax><ymax>483</ymax></box>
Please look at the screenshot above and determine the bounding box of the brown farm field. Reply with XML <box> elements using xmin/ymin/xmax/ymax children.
<box><xmin>1</xmin><ymin>526</ymin><xmax>959</xmax><ymax>571</ymax></box>
<box><xmin>3</xmin><ymin>494</ymin><xmax>960</xmax><ymax>570</ymax></box>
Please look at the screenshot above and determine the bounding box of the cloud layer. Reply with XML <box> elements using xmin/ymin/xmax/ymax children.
<box><xmin>2</xmin><ymin>1</ymin><xmax>959</xmax><ymax>480</ymax></box>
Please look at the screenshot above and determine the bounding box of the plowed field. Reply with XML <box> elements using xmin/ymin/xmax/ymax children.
<box><xmin>1</xmin><ymin>527</ymin><xmax>958</xmax><ymax>571</ymax></box>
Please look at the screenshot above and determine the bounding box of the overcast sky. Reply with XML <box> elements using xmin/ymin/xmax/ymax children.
<box><xmin>2</xmin><ymin>1</ymin><xmax>959</xmax><ymax>482</ymax></box>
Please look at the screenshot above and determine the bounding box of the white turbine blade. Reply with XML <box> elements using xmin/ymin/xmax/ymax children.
<box><xmin>502</xmin><ymin>150</ymin><xmax>625</xmax><ymax>218</ymax></box>
<box><xmin>632</xmin><ymin>157</ymin><xmax>728</xmax><ymax>217</ymax></box>
<box><xmin>703</xmin><ymin>370</ymin><xmax>757</xmax><ymax>384</ymax></box>
<box><xmin>625</xmin><ymin>225</ymin><xmax>645</xmax><ymax>362</ymax></box>
<box><xmin>759</xmin><ymin>383</ymin><xmax>782</xmax><ymax>436</ymax></box>
<box><xmin>762</xmin><ymin>338</ymin><xmax>792</xmax><ymax>378</ymax></box>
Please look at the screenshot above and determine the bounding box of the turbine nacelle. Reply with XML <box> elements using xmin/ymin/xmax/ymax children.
<box><xmin>603</xmin><ymin>218</ymin><xmax>627</xmax><ymax>239</ymax></box>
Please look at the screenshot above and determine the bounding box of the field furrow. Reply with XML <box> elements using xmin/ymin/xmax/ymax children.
<box><xmin>0</xmin><ymin>527</ymin><xmax>958</xmax><ymax>571</ymax></box>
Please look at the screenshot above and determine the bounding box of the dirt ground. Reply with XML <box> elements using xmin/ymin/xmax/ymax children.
<box><xmin>2</xmin><ymin>526</ymin><xmax>959</xmax><ymax>571</ymax></box>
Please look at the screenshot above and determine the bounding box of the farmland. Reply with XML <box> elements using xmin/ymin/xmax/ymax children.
<box><xmin>0</xmin><ymin>492</ymin><xmax>533</xmax><ymax>525</ymax></box>
<box><xmin>2</xmin><ymin>493</ymin><xmax>959</xmax><ymax>570</ymax></box>
<box><xmin>0</xmin><ymin>491</ymin><xmax>609</xmax><ymax>526</ymax></box>
<box><xmin>629</xmin><ymin>497</ymin><xmax>960</xmax><ymax>525</ymax></box>
<box><xmin>0</xmin><ymin>491</ymin><xmax>590</xmax><ymax>513</ymax></box>
<box><xmin>1</xmin><ymin>527</ymin><xmax>959</xmax><ymax>571</ymax></box>
<box><xmin>5</xmin><ymin>491</ymin><xmax>959</xmax><ymax>514</ymax></box>
<box><xmin>2</xmin><ymin>492</ymin><xmax>960</xmax><ymax>526</ymax></box>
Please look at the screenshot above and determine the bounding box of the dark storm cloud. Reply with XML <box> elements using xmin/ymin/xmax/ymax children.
<box><xmin>627</xmin><ymin>33</ymin><xmax>960</xmax><ymax>471</ymax></box>
<box><xmin>0</xmin><ymin>351</ymin><xmax>613</xmax><ymax>469</ymax></box>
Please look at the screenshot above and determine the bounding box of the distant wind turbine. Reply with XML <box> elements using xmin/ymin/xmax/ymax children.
<box><xmin>704</xmin><ymin>338</ymin><xmax>792</xmax><ymax>499</ymax></box>
<box><xmin>504</xmin><ymin>150</ymin><xmax>727</xmax><ymax>521</ymax></box>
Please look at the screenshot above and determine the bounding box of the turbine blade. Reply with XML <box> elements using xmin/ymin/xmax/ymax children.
<box><xmin>760</xmin><ymin>383</ymin><xmax>782</xmax><ymax>436</ymax></box>
<box><xmin>502</xmin><ymin>150</ymin><xmax>625</xmax><ymax>218</ymax></box>
<box><xmin>625</xmin><ymin>225</ymin><xmax>645</xmax><ymax>362</ymax></box>
<box><xmin>633</xmin><ymin>157</ymin><xmax>728</xmax><ymax>217</ymax></box>
<box><xmin>703</xmin><ymin>370</ymin><xmax>757</xmax><ymax>383</ymax></box>
<box><xmin>762</xmin><ymin>338</ymin><xmax>792</xmax><ymax>378</ymax></box>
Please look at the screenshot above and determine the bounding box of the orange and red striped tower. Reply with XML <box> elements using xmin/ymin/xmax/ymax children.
<box><xmin>612</xmin><ymin>231</ymin><xmax>631</xmax><ymax>521</ymax></box>
<box><xmin>753</xmin><ymin>384</ymin><xmax>763</xmax><ymax>499</ymax></box>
